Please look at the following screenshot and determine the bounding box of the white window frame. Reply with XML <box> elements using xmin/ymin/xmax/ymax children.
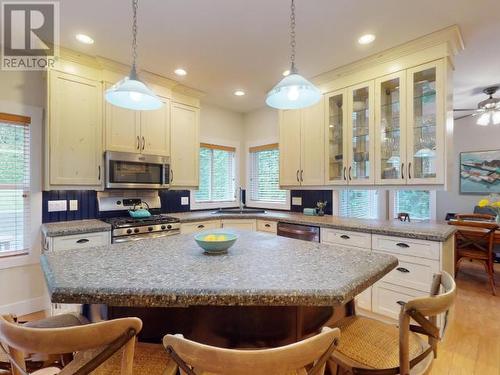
<box><xmin>388</xmin><ymin>189</ymin><xmax>436</xmax><ymax>221</ymax></box>
<box><xmin>245</xmin><ymin>140</ymin><xmax>290</xmax><ymax>210</ymax></box>
<box><xmin>332</xmin><ymin>189</ymin><xmax>387</xmax><ymax>220</ymax></box>
<box><xmin>190</xmin><ymin>138</ymin><xmax>240</xmax><ymax>210</ymax></box>
<box><xmin>0</xmin><ymin>101</ymin><xmax>43</xmax><ymax>270</ymax></box>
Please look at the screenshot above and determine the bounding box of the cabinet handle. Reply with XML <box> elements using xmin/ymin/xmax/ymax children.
<box><xmin>396</xmin><ymin>267</ymin><xmax>410</xmax><ymax>273</ymax></box>
<box><xmin>343</xmin><ymin>166</ymin><xmax>347</xmax><ymax>181</ymax></box>
<box><xmin>141</xmin><ymin>136</ymin><xmax>145</xmax><ymax>151</ymax></box>
<box><xmin>76</xmin><ymin>239</ymin><xmax>89</xmax><ymax>244</ymax></box>
<box><xmin>396</xmin><ymin>242</ymin><xmax>410</xmax><ymax>248</ymax></box>
<box><xmin>348</xmin><ymin>166</ymin><xmax>352</xmax><ymax>180</ymax></box>
<box><xmin>197</xmin><ymin>224</ymin><xmax>205</xmax><ymax>229</ymax></box>
<box><xmin>296</xmin><ymin>170</ymin><xmax>300</xmax><ymax>182</ymax></box>
<box><xmin>98</xmin><ymin>166</ymin><xmax>101</xmax><ymax>180</ymax></box>
<box><xmin>340</xmin><ymin>234</ymin><xmax>350</xmax><ymax>240</ymax></box>
<box><xmin>300</xmin><ymin>170</ymin><xmax>304</xmax><ymax>182</ymax></box>
<box><xmin>136</xmin><ymin>136</ymin><xmax>140</xmax><ymax>150</ymax></box>
<box><xmin>401</xmin><ymin>162</ymin><xmax>404</xmax><ymax>179</ymax></box>
<box><xmin>396</xmin><ymin>300</ymin><xmax>406</xmax><ymax>306</ymax></box>
<box><xmin>170</xmin><ymin>169</ymin><xmax>174</xmax><ymax>183</ymax></box>
<box><xmin>265</xmin><ymin>224</ymin><xmax>271</xmax><ymax>228</ymax></box>
<box><xmin>408</xmin><ymin>162</ymin><xmax>412</xmax><ymax>179</ymax></box>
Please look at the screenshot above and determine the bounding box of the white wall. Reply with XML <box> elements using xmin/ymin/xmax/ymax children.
<box><xmin>0</xmin><ymin>70</ymin><xmax>48</xmax><ymax>316</ymax></box>
<box><xmin>436</xmin><ymin>116</ymin><xmax>500</xmax><ymax>220</ymax></box>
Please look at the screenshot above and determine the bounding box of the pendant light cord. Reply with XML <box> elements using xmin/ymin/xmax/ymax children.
<box><xmin>130</xmin><ymin>0</ymin><xmax>139</xmax><ymax>78</ymax></box>
<box><xmin>290</xmin><ymin>0</ymin><xmax>297</xmax><ymax>73</ymax></box>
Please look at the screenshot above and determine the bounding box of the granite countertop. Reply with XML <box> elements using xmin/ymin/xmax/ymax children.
<box><xmin>41</xmin><ymin>230</ymin><xmax>398</xmax><ymax>308</ymax></box>
<box><xmin>41</xmin><ymin>219</ymin><xmax>112</xmax><ymax>237</ymax></box>
<box><xmin>170</xmin><ymin>210</ymin><xmax>456</xmax><ymax>242</ymax></box>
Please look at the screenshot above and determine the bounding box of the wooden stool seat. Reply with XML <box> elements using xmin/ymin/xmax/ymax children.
<box><xmin>332</xmin><ymin>316</ymin><xmax>429</xmax><ymax>370</ymax></box>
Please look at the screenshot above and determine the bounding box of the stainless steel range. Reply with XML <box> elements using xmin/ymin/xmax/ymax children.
<box><xmin>105</xmin><ymin>215</ymin><xmax>181</xmax><ymax>243</ymax></box>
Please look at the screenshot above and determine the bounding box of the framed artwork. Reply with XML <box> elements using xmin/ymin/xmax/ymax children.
<box><xmin>460</xmin><ymin>150</ymin><xmax>500</xmax><ymax>194</ymax></box>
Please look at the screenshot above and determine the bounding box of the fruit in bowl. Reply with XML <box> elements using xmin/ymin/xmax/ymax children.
<box><xmin>194</xmin><ymin>231</ymin><xmax>238</xmax><ymax>254</ymax></box>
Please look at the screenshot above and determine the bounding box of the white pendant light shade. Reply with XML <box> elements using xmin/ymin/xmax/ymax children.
<box><xmin>266</xmin><ymin>72</ymin><xmax>321</xmax><ymax>110</ymax></box>
<box><xmin>105</xmin><ymin>73</ymin><xmax>162</xmax><ymax>111</ymax></box>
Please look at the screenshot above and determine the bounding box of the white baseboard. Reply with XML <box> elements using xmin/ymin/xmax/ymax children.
<box><xmin>0</xmin><ymin>295</ymin><xmax>50</xmax><ymax>316</ymax></box>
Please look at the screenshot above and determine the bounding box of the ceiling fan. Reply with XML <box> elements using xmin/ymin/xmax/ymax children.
<box><xmin>454</xmin><ymin>86</ymin><xmax>500</xmax><ymax>126</ymax></box>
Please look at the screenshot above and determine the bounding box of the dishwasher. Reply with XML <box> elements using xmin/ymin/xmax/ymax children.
<box><xmin>277</xmin><ymin>222</ymin><xmax>320</xmax><ymax>242</ymax></box>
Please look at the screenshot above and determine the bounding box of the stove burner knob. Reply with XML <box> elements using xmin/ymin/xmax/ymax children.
<box><xmin>167</xmin><ymin>224</ymin><xmax>172</xmax><ymax>230</ymax></box>
<box><xmin>148</xmin><ymin>226</ymin><xmax>153</xmax><ymax>232</ymax></box>
<box><xmin>134</xmin><ymin>228</ymin><xmax>140</xmax><ymax>234</ymax></box>
<box><xmin>160</xmin><ymin>225</ymin><xmax>166</xmax><ymax>230</ymax></box>
<box><xmin>126</xmin><ymin>229</ymin><xmax>132</xmax><ymax>234</ymax></box>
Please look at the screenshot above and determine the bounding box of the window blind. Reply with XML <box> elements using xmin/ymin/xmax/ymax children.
<box><xmin>339</xmin><ymin>190</ymin><xmax>378</xmax><ymax>219</ymax></box>
<box><xmin>0</xmin><ymin>113</ymin><xmax>30</xmax><ymax>256</ymax></box>
<box><xmin>249</xmin><ymin>144</ymin><xmax>286</xmax><ymax>203</ymax></box>
<box><xmin>393</xmin><ymin>190</ymin><xmax>430</xmax><ymax>221</ymax></box>
<box><xmin>195</xmin><ymin>143</ymin><xmax>236</xmax><ymax>203</ymax></box>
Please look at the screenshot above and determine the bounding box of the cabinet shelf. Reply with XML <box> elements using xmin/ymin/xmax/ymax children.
<box><xmin>413</xmin><ymin>92</ymin><xmax>436</xmax><ymax>101</ymax></box>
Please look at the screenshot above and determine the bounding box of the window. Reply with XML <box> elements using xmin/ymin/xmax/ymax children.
<box><xmin>392</xmin><ymin>190</ymin><xmax>435</xmax><ymax>221</ymax></box>
<box><xmin>194</xmin><ymin>143</ymin><xmax>236</xmax><ymax>204</ymax></box>
<box><xmin>339</xmin><ymin>190</ymin><xmax>378</xmax><ymax>219</ymax></box>
<box><xmin>0</xmin><ymin>113</ymin><xmax>30</xmax><ymax>257</ymax></box>
<box><xmin>247</xmin><ymin>143</ymin><xmax>288</xmax><ymax>209</ymax></box>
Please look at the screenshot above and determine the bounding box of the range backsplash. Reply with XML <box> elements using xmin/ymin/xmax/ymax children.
<box><xmin>42</xmin><ymin>189</ymin><xmax>333</xmax><ymax>223</ymax></box>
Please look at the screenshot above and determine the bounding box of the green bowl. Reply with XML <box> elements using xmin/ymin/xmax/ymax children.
<box><xmin>194</xmin><ymin>231</ymin><xmax>238</xmax><ymax>254</ymax></box>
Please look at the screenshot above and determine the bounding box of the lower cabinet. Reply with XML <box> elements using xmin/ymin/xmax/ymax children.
<box><xmin>181</xmin><ymin>220</ymin><xmax>221</xmax><ymax>234</ymax></box>
<box><xmin>256</xmin><ymin>220</ymin><xmax>277</xmax><ymax>234</ymax></box>
<box><xmin>221</xmin><ymin>219</ymin><xmax>256</xmax><ymax>231</ymax></box>
<box><xmin>371</xmin><ymin>281</ymin><xmax>426</xmax><ymax>320</ymax></box>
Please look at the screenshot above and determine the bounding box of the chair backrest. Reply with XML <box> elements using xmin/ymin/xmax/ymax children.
<box><xmin>449</xmin><ymin>214</ymin><xmax>498</xmax><ymax>255</ymax></box>
<box><xmin>0</xmin><ymin>315</ymin><xmax>142</xmax><ymax>375</ymax></box>
<box><xmin>163</xmin><ymin>326</ymin><xmax>341</xmax><ymax>375</ymax></box>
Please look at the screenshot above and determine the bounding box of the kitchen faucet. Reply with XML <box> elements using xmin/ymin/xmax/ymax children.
<box><xmin>239</xmin><ymin>187</ymin><xmax>244</xmax><ymax>211</ymax></box>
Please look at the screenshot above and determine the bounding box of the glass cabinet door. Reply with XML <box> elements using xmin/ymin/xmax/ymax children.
<box><xmin>375</xmin><ymin>72</ymin><xmax>406</xmax><ymax>184</ymax></box>
<box><xmin>407</xmin><ymin>61</ymin><xmax>443</xmax><ymax>184</ymax></box>
<box><xmin>326</xmin><ymin>90</ymin><xmax>347</xmax><ymax>184</ymax></box>
<box><xmin>348</xmin><ymin>82</ymin><xmax>374</xmax><ymax>184</ymax></box>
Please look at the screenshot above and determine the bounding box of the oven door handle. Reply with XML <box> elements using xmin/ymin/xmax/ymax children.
<box><xmin>113</xmin><ymin>231</ymin><xmax>179</xmax><ymax>243</ymax></box>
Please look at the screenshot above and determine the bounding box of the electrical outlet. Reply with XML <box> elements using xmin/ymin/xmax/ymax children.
<box><xmin>292</xmin><ymin>197</ymin><xmax>302</xmax><ymax>206</ymax></box>
<box><xmin>181</xmin><ymin>196</ymin><xmax>189</xmax><ymax>206</ymax></box>
<box><xmin>69</xmin><ymin>200</ymin><xmax>78</xmax><ymax>211</ymax></box>
<box><xmin>48</xmin><ymin>200</ymin><xmax>67</xmax><ymax>212</ymax></box>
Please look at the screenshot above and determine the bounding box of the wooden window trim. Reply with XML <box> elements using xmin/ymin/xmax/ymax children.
<box><xmin>249</xmin><ymin>143</ymin><xmax>279</xmax><ymax>153</ymax></box>
<box><xmin>0</xmin><ymin>113</ymin><xmax>31</xmax><ymax>125</ymax></box>
<box><xmin>200</xmin><ymin>143</ymin><xmax>236</xmax><ymax>152</ymax></box>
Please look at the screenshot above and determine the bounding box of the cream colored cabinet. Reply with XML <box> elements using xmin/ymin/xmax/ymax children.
<box><xmin>279</xmin><ymin>100</ymin><xmax>324</xmax><ymax>187</ymax></box>
<box><xmin>105</xmin><ymin>91</ymin><xmax>170</xmax><ymax>157</ymax></box>
<box><xmin>170</xmin><ymin>102</ymin><xmax>200</xmax><ymax>187</ymax></box>
<box><xmin>257</xmin><ymin>220</ymin><xmax>277</xmax><ymax>234</ymax></box>
<box><xmin>181</xmin><ymin>220</ymin><xmax>221</xmax><ymax>234</ymax></box>
<box><xmin>221</xmin><ymin>219</ymin><xmax>256</xmax><ymax>231</ymax></box>
<box><xmin>46</xmin><ymin>70</ymin><xmax>103</xmax><ymax>189</ymax></box>
<box><xmin>325</xmin><ymin>90</ymin><xmax>348</xmax><ymax>185</ymax></box>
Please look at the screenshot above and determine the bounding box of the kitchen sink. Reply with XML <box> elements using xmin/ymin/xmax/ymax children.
<box><xmin>214</xmin><ymin>208</ymin><xmax>266</xmax><ymax>214</ymax></box>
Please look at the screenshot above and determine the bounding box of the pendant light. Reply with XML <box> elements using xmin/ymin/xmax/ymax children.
<box><xmin>266</xmin><ymin>0</ymin><xmax>321</xmax><ymax>110</ymax></box>
<box><xmin>105</xmin><ymin>0</ymin><xmax>162</xmax><ymax>111</ymax></box>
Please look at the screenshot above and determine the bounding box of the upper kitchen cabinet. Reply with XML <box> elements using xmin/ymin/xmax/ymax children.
<box><xmin>279</xmin><ymin>100</ymin><xmax>324</xmax><ymax>187</ymax></box>
<box><xmin>170</xmin><ymin>102</ymin><xmax>200</xmax><ymax>188</ymax></box>
<box><xmin>325</xmin><ymin>90</ymin><xmax>348</xmax><ymax>185</ymax></box>
<box><xmin>140</xmin><ymin>97</ymin><xmax>170</xmax><ymax>156</ymax></box>
<box><xmin>45</xmin><ymin>69</ymin><xmax>103</xmax><ymax>190</ymax></box>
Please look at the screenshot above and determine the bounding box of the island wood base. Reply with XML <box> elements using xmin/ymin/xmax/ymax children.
<box><xmin>107</xmin><ymin>302</ymin><xmax>353</xmax><ymax>347</ymax></box>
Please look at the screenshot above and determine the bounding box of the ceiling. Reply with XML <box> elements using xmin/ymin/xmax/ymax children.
<box><xmin>59</xmin><ymin>0</ymin><xmax>500</xmax><ymax>113</ymax></box>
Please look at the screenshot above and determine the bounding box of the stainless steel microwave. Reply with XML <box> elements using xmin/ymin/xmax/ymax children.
<box><xmin>105</xmin><ymin>151</ymin><xmax>170</xmax><ymax>189</ymax></box>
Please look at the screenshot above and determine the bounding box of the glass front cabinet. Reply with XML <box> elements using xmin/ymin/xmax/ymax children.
<box><xmin>325</xmin><ymin>90</ymin><xmax>347</xmax><ymax>185</ymax></box>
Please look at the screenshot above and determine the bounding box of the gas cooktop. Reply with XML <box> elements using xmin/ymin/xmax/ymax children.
<box><xmin>104</xmin><ymin>214</ymin><xmax>180</xmax><ymax>228</ymax></box>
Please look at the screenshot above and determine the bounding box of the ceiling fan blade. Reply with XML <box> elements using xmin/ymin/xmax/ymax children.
<box><xmin>454</xmin><ymin>114</ymin><xmax>474</xmax><ymax>120</ymax></box>
<box><xmin>453</xmin><ymin>108</ymin><xmax>476</xmax><ymax>111</ymax></box>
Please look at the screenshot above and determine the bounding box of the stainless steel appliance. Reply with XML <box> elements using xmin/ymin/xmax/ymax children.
<box><xmin>104</xmin><ymin>215</ymin><xmax>181</xmax><ymax>243</ymax></box>
<box><xmin>277</xmin><ymin>222</ymin><xmax>320</xmax><ymax>242</ymax></box>
<box><xmin>105</xmin><ymin>151</ymin><xmax>170</xmax><ymax>189</ymax></box>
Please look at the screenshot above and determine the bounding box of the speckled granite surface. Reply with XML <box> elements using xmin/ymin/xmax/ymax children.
<box><xmin>171</xmin><ymin>211</ymin><xmax>456</xmax><ymax>242</ymax></box>
<box><xmin>41</xmin><ymin>230</ymin><xmax>398</xmax><ymax>307</ymax></box>
<box><xmin>41</xmin><ymin>219</ymin><xmax>112</xmax><ymax>237</ymax></box>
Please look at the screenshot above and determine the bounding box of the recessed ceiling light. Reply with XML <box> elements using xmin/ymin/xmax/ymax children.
<box><xmin>234</xmin><ymin>90</ymin><xmax>245</xmax><ymax>96</ymax></box>
<box><xmin>75</xmin><ymin>34</ymin><xmax>94</xmax><ymax>45</ymax></box>
<box><xmin>282</xmin><ymin>70</ymin><xmax>290</xmax><ymax>76</ymax></box>
<box><xmin>174</xmin><ymin>68</ymin><xmax>187</xmax><ymax>76</ymax></box>
<box><xmin>358</xmin><ymin>34</ymin><xmax>376</xmax><ymax>45</ymax></box>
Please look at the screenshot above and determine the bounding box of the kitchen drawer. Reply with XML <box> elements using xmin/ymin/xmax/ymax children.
<box><xmin>372</xmin><ymin>282</ymin><xmax>427</xmax><ymax>320</ymax></box>
<box><xmin>372</xmin><ymin>234</ymin><xmax>440</xmax><ymax>260</ymax></box>
<box><xmin>181</xmin><ymin>220</ymin><xmax>221</xmax><ymax>234</ymax></box>
<box><xmin>375</xmin><ymin>251</ymin><xmax>439</xmax><ymax>292</ymax></box>
<box><xmin>321</xmin><ymin>228</ymin><xmax>371</xmax><ymax>250</ymax></box>
<box><xmin>257</xmin><ymin>220</ymin><xmax>277</xmax><ymax>234</ymax></box>
<box><xmin>51</xmin><ymin>231</ymin><xmax>110</xmax><ymax>252</ymax></box>
<box><xmin>221</xmin><ymin>219</ymin><xmax>256</xmax><ymax>231</ymax></box>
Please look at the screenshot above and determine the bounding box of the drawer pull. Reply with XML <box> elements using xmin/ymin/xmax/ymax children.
<box><xmin>396</xmin><ymin>242</ymin><xmax>410</xmax><ymax>248</ymax></box>
<box><xmin>340</xmin><ymin>235</ymin><xmax>350</xmax><ymax>240</ymax></box>
<box><xmin>396</xmin><ymin>267</ymin><xmax>410</xmax><ymax>273</ymax></box>
<box><xmin>197</xmin><ymin>224</ymin><xmax>205</xmax><ymax>229</ymax></box>
<box><xmin>76</xmin><ymin>239</ymin><xmax>89</xmax><ymax>244</ymax></box>
<box><xmin>265</xmin><ymin>224</ymin><xmax>271</xmax><ymax>228</ymax></box>
<box><xmin>396</xmin><ymin>300</ymin><xmax>406</xmax><ymax>306</ymax></box>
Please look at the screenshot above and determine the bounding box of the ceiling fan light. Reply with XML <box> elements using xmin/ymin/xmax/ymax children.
<box><xmin>476</xmin><ymin>112</ymin><xmax>491</xmax><ymax>126</ymax></box>
<box><xmin>492</xmin><ymin>111</ymin><xmax>500</xmax><ymax>125</ymax></box>
<box><xmin>266</xmin><ymin>73</ymin><xmax>321</xmax><ymax>110</ymax></box>
<box><xmin>105</xmin><ymin>72</ymin><xmax>163</xmax><ymax>111</ymax></box>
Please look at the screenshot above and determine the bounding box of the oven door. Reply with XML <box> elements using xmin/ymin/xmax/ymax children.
<box><xmin>105</xmin><ymin>151</ymin><xmax>170</xmax><ymax>189</ymax></box>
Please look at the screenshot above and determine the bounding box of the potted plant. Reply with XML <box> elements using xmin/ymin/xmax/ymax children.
<box><xmin>477</xmin><ymin>194</ymin><xmax>500</xmax><ymax>223</ymax></box>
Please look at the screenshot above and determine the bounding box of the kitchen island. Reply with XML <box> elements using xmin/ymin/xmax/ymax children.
<box><xmin>41</xmin><ymin>230</ymin><xmax>397</xmax><ymax>346</ymax></box>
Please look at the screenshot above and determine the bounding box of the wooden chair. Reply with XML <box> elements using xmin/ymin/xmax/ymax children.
<box><xmin>328</xmin><ymin>272</ymin><xmax>456</xmax><ymax>375</ymax></box>
<box><xmin>0</xmin><ymin>314</ymin><xmax>142</xmax><ymax>375</ymax></box>
<box><xmin>449</xmin><ymin>213</ymin><xmax>498</xmax><ymax>295</ymax></box>
<box><xmin>162</xmin><ymin>326</ymin><xmax>341</xmax><ymax>375</ymax></box>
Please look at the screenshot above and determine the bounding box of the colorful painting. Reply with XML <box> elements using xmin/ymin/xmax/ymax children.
<box><xmin>460</xmin><ymin>150</ymin><xmax>500</xmax><ymax>194</ymax></box>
